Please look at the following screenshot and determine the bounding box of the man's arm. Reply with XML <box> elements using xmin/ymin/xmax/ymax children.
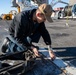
<box><xmin>39</xmin><ymin>22</ymin><xmax>51</xmax><ymax>45</ymax></box>
<box><xmin>39</xmin><ymin>22</ymin><xmax>56</xmax><ymax>60</ymax></box>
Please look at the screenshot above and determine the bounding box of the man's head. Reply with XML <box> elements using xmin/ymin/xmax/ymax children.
<box><xmin>36</xmin><ymin>3</ymin><xmax>53</xmax><ymax>23</ymax></box>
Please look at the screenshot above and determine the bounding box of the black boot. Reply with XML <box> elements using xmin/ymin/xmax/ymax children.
<box><xmin>1</xmin><ymin>37</ymin><xmax>9</xmax><ymax>53</ymax></box>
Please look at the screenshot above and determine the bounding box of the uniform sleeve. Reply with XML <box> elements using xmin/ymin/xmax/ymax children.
<box><xmin>39</xmin><ymin>22</ymin><xmax>52</xmax><ymax>45</ymax></box>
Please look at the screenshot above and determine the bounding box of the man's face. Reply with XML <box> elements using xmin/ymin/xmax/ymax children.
<box><xmin>36</xmin><ymin>13</ymin><xmax>46</xmax><ymax>23</ymax></box>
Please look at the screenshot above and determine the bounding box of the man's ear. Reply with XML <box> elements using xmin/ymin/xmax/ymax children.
<box><xmin>36</xmin><ymin>13</ymin><xmax>40</xmax><ymax>17</ymax></box>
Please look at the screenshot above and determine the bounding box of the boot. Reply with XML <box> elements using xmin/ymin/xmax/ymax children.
<box><xmin>1</xmin><ymin>37</ymin><xmax>9</xmax><ymax>53</ymax></box>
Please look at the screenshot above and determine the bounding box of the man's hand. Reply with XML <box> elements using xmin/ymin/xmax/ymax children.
<box><xmin>32</xmin><ymin>47</ymin><xmax>40</xmax><ymax>57</ymax></box>
<box><xmin>48</xmin><ymin>49</ymin><xmax>56</xmax><ymax>61</ymax></box>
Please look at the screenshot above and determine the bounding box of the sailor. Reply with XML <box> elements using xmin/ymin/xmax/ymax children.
<box><xmin>2</xmin><ymin>3</ymin><xmax>56</xmax><ymax>60</ymax></box>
